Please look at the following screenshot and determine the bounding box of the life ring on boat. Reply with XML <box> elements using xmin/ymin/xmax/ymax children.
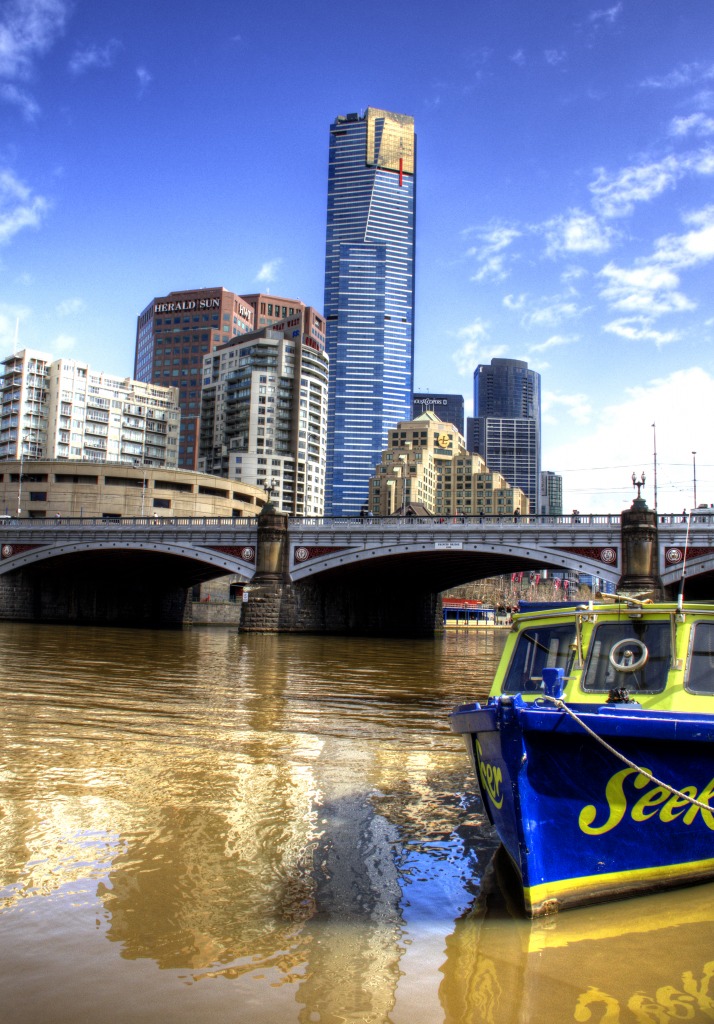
<box><xmin>608</xmin><ymin>638</ymin><xmax>648</xmax><ymax>673</ymax></box>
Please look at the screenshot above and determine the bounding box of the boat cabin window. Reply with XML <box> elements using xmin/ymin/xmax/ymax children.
<box><xmin>581</xmin><ymin>621</ymin><xmax>670</xmax><ymax>693</ymax></box>
<box><xmin>686</xmin><ymin>622</ymin><xmax>714</xmax><ymax>694</ymax></box>
<box><xmin>501</xmin><ymin>624</ymin><xmax>576</xmax><ymax>693</ymax></box>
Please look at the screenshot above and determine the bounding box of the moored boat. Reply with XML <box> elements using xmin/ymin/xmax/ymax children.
<box><xmin>450</xmin><ymin>594</ymin><xmax>714</xmax><ymax>916</ymax></box>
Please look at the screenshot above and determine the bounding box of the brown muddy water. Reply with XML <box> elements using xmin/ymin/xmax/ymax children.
<box><xmin>1</xmin><ymin>623</ymin><xmax>713</xmax><ymax>1024</ymax></box>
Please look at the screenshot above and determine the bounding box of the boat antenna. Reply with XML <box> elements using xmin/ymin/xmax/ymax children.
<box><xmin>678</xmin><ymin>507</ymin><xmax>693</xmax><ymax>612</ymax></box>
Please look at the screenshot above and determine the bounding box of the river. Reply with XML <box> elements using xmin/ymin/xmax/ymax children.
<box><xmin>1</xmin><ymin>622</ymin><xmax>714</xmax><ymax>1024</ymax></box>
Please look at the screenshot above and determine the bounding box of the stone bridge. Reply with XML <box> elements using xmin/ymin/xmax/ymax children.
<box><xmin>0</xmin><ymin>508</ymin><xmax>711</xmax><ymax>632</ymax></box>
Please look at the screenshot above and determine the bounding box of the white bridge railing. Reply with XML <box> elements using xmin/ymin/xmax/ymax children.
<box><xmin>0</xmin><ymin>511</ymin><xmax>705</xmax><ymax>531</ymax></box>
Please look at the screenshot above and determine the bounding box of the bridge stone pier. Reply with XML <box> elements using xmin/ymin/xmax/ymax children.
<box><xmin>241</xmin><ymin>505</ymin><xmax>443</xmax><ymax>636</ymax></box>
<box><xmin>0</xmin><ymin>499</ymin><xmax>711</xmax><ymax>632</ymax></box>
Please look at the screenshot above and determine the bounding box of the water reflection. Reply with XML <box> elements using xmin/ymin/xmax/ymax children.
<box><xmin>2</xmin><ymin>622</ymin><xmax>712</xmax><ymax>1023</ymax></box>
<box><xmin>441</xmin><ymin>849</ymin><xmax>714</xmax><ymax>1024</ymax></box>
<box><xmin>0</xmin><ymin>624</ymin><xmax>500</xmax><ymax>1022</ymax></box>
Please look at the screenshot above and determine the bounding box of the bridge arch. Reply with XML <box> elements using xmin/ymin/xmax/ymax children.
<box><xmin>662</xmin><ymin>555</ymin><xmax>714</xmax><ymax>598</ymax></box>
<box><xmin>290</xmin><ymin>539</ymin><xmax>620</xmax><ymax>590</ymax></box>
<box><xmin>0</xmin><ymin>538</ymin><xmax>256</xmax><ymax>582</ymax></box>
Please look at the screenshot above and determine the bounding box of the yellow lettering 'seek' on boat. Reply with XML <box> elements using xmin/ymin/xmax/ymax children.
<box><xmin>475</xmin><ymin>739</ymin><xmax>503</xmax><ymax>808</ymax></box>
<box><xmin>579</xmin><ymin>768</ymin><xmax>714</xmax><ymax>836</ymax></box>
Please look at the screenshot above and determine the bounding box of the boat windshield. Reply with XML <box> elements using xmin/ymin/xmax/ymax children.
<box><xmin>582</xmin><ymin>620</ymin><xmax>670</xmax><ymax>693</ymax></box>
<box><xmin>501</xmin><ymin>623</ymin><xmax>576</xmax><ymax>693</ymax></box>
<box><xmin>686</xmin><ymin>622</ymin><xmax>714</xmax><ymax>694</ymax></box>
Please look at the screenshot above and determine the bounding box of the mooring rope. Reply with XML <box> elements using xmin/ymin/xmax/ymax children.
<box><xmin>538</xmin><ymin>694</ymin><xmax>714</xmax><ymax>813</ymax></box>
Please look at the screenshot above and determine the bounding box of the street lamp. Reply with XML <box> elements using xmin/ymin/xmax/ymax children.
<box><xmin>693</xmin><ymin>451</ymin><xmax>698</xmax><ymax>509</ymax></box>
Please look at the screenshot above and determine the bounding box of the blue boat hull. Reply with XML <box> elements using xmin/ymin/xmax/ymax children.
<box><xmin>450</xmin><ymin>696</ymin><xmax>714</xmax><ymax>915</ymax></box>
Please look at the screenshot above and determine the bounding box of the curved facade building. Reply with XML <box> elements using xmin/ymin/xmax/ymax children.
<box><xmin>471</xmin><ymin>358</ymin><xmax>541</xmax><ymax>514</ymax></box>
<box><xmin>0</xmin><ymin>461</ymin><xmax>266</xmax><ymax>519</ymax></box>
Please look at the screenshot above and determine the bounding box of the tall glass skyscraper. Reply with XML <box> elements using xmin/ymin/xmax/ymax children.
<box><xmin>324</xmin><ymin>107</ymin><xmax>416</xmax><ymax>516</ymax></box>
<box><xmin>471</xmin><ymin>358</ymin><xmax>541</xmax><ymax>513</ymax></box>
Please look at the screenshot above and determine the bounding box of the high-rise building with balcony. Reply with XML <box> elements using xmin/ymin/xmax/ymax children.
<box><xmin>324</xmin><ymin>106</ymin><xmax>416</xmax><ymax>516</ymax></box>
<box><xmin>0</xmin><ymin>349</ymin><xmax>180</xmax><ymax>468</ymax></box>
<box><xmin>135</xmin><ymin>288</ymin><xmax>320</xmax><ymax>473</ymax></box>
<box><xmin>198</xmin><ymin>308</ymin><xmax>328</xmax><ymax>516</ymax></box>
<box><xmin>0</xmin><ymin>348</ymin><xmax>51</xmax><ymax>461</ymax></box>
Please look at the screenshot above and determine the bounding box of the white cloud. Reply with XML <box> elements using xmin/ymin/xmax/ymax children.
<box><xmin>0</xmin><ymin>81</ymin><xmax>39</xmax><ymax>119</ymax></box>
<box><xmin>503</xmin><ymin>293</ymin><xmax>527</xmax><ymax>311</ymax></box>
<box><xmin>589</xmin><ymin>3</ymin><xmax>623</xmax><ymax>25</ymax></box>
<box><xmin>590</xmin><ymin>150</ymin><xmax>714</xmax><ymax>218</ymax></box>
<box><xmin>650</xmin><ymin>205</ymin><xmax>714</xmax><ymax>270</ymax></box>
<box><xmin>136</xmin><ymin>66</ymin><xmax>152</xmax><ymax>96</ymax></box>
<box><xmin>521</xmin><ymin>299</ymin><xmax>582</xmax><ymax>329</ymax></box>
<box><xmin>545</xmin><ymin>49</ymin><xmax>566</xmax><ymax>66</ymax></box>
<box><xmin>255</xmin><ymin>258</ymin><xmax>283</xmax><ymax>285</ymax></box>
<box><xmin>56</xmin><ymin>297</ymin><xmax>84</xmax><ymax>316</ymax></box>
<box><xmin>471</xmin><ymin>254</ymin><xmax>509</xmax><ymax>282</ymax></box>
<box><xmin>560</xmin><ymin>265</ymin><xmax>588</xmax><ymax>286</ymax></box>
<box><xmin>590</xmin><ymin>155</ymin><xmax>678</xmax><ymax>218</ymax></box>
<box><xmin>669</xmin><ymin>113</ymin><xmax>714</xmax><ymax>138</ymax></box>
<box><xmin>542</xmin><ymin>389</ymin><xmax>592</xmax><ymax>426</ymax></box>
<box><xmin>603</xmin><ymin>317</ymin><xmax>680</xmax><ymax>346</ymax></box>
<box><xmin>451</xmin><ymin>319</ymin><xmax>506</xmax><ymax>376</ymax></box>
<box><xmin>597</xmin><ymin>206</ymin><xmax>714</xmax><ymax>325</ymax></box>
<box><xmin>0</xmin><ymin>0</ymin><xmax>68</xmax><ymax>79</ymax></box>
<box><xmin>599</xmin><ymin>261</ymin><xmax>694</xmax><ymax>315</ymax></box>
<box><xmin>52</xmin><ymin>332</ymin><xmax>75</xmax><ymax>352</ymax></box>
<box><xmin>465</xmin><ymin>222</ymin><xmax>521</xmax><ymax>282</ymax></box>
<box><xmin>69</xmin><ymin>40</ymin><xmax>121</xmax><ymax>75</ymax></box>
<box><xmin>528</xmin><ymin>334</ymin><xmax>577</xmax><ymax>354</ymax></box>
<box><xmin>542</xmin><ymin>209</ymin><xmax>614</xmax><ymax>257</ymax></box>
<box><xmin>0</xmin><ymin>169</ymin><xmax>49</xmax><ymax>244</ymax></box>
<box><xmin>641</xmin><ymin>62</ymin><xmax>714</xmax><ymax>90</ymax></box>
<box><xmin>544</xmin><ymin>368</ymin><xmax>714</xmax><ymax>514</ymax></box>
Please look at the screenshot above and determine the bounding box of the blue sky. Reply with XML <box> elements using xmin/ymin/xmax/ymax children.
<box><xmin>1</xmin><ymin>0</ymin><xmax>713</xmax><ymax>514</ymax></box>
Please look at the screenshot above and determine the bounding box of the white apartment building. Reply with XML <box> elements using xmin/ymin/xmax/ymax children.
<box><xmin>0</xmin><ymin>349</ymin><xmax>180</xmax><ymax>468</ymax></box>
<box><xmin>0</xmin><ymin>349</ymin><xmax>50</xmax><ymax>462</ymax></box>
<box><xmin>198</xmin><ymin>316</ymin><xmax>329</xmax><ymax>516</ymax></box>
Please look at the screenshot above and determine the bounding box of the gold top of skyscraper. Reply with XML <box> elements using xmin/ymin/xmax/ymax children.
<box><xmin>365</xmin><ymin>107</ymin><xmax>415</xmax><ymax>175</ymax></box>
